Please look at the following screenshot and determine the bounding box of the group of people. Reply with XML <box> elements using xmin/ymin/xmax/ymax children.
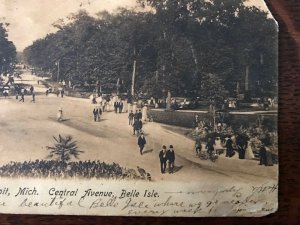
<box><xmin>92</xmin><ymin>106</ymin><xmax>103</xmax><ymax>122</ymax></box>
<box><xmin>129</xmin><ymin>110</ymin><xmax>143</xmax><ymax>135</ymax></box>
<box><xmin>159</xmin><ymin>145</ymin><xmax>176</xmax><ymax>174</ymax></box>
<box><xmin>193</xmin><ymin>112</ymin><xmax>276</xmax><ymax>166</ymax></box>
<box><xmin>56</xmin><ymin>89</ymin><xmax>65</xmax><ymax>98</ymax></box>
<box><xmin>194</xmin><ymin>131</ymin><xmax>274</xmax><ymax>166</ymax></box>
<box><xmin>0</xmin><ymin>160</ymin><xmax>131</xmax><ymax>179</ymax></box>
<box><xmin>195</xmin><ymin>136</ymin><xmax>219</xmax><ymax>159</ymax></box>
<box><xmin>137</xmin><ymin>133</ymin><xmax>176</xmax><ymax>174</ymax></box>
<box><xmin>114</xmin><ymin>100</ymin><xmax>124</xmax><ymax>113</ymax></box>
<box><xmin>45</xmin><ymin>87</ymin><xmax>64</xmax><ymax>98</ymax></box>
<box><xmin>91</xmin><ymin>95</ymin><xmax>109</xmax><ymax>113</ymax></box>
<box><xmin>15</xmin><ymin>85</ymin><xmax>36</xmax><ymax>103</ymax></box>
<box><xmin>134</xmin><ymin>115</ymin><xmax>176</xmax><ymax>175</ymax></box>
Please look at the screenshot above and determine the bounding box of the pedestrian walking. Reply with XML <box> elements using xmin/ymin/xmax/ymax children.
<box><xmin>245</xmin><ymin>139</ymin><xmax>255</xmax><ymax>159</ymax></box>
<box><xmin>265</xmin><ymin>146</ymin><xmax>274</xmax><ymax>166</ymax></box>
<box><xmin>133</xmin><ymin>119</ymin><xmax>139</xmax><ymax>135</ymax></box>
<box><xmin>137</xmin><ymin>133</ymin><xmax>146</xmax><ymax>155</ymax></box>
<box><xmin>19</xmin><ymin>93</ymin><xmax>25</xmax><ymax>102</ymax></box>
<box><xmin>98</xmin><ymin>107</ymin><xmax>102</xmax><ymax>121</ymax></box>
<box><xmin>61</xmin><ymin>89</ymin><xmax>64</xmax><ymax>98</ymax></box>
<box><xmin>30</xmin><ymin>85</ymin><xmax>34</xmax><ymax>94</ymax></box>
<box><xmin>45</xmin><ymin>90</ymin><xmax>49</xmax><ymax>96</ymax></box>
<box><xmin>138</xmin><ymin>109</ymin><xmax>142</xmax><ymax>120</ymax></box>
<box><xmin>259</xmin><ymin>144</ymin><xmax>267</xmax><ymax>166</ymax></box>
<box><xmin>137</xmin><ymin>119</ymin><xmax>143</xmax><ymax>135</ymax></box>
<box><xmin>167</xmin><ymin>145</ymin><xmax>175</xmax><ymax>174</ymax></box>
<box><xmin>205</xmin><ymin>137</ymin><xmax>215</xmax><ymax>157</ymax></box>
<box><xmin>102</xmin><ymin>100</ymin><xmax>107</xmax><ymax>112</ymax></box>
<box><xmin>3</xmin><ymin>90</ymin><xmax>8</xmax><ymax>98</ymax></box>
<box><xmin>225</xmin><ymin>136</ymin><xmax>234</xmax><ymax>157</ymax></box>
<box><xmin>159</xmin><ymin>145</ymin><xmax>168</xmax><ymax>174</ymax></box>
<box><xmin>119</xmin><ymin>100</ymin><xmax>123</xmax><ymax>113</ymax></box>
<box><xmin>57</xmin><ymin>107</ymin><xmax>63</xmax><ymax>121</ymax></box>
<box><xmin>236</xmin><ymin>134</ymin><xmax>247</xmax><ymax>159</ymax></box>
<box><xmin>114</xmin><ymin>101</ymin><xmax>119</xmax><ymax>113</ymax></box>
<box><xmin>128</xmin><ymin>110</ymin><xmax>134</xmax><ymax>125</ymax></box>
<box><xmin>195</xmin><ymin>137</ymin><xmax>202</xmax><ymax>156</ymax></box>
<box><xmin>93</xmin><ymin>107</ymin><xmax>99</xmax><ymax>122</ymax></box>
<box><xmin>194</xmin><ymin>115</ymin><xmax>199</xmax><ymax>127</ymax></box>
<box><xmin>31</xmin><ymin>91</ymin><xmax>35</xmax><ymax>103</ymax></box>
<box><xmin>134</xmin><ymin>110</ymin><xmax>139</xmax><ymax>120</ymax></box>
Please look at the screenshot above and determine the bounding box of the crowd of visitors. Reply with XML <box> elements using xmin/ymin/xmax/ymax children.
<box><xmin>193</xmin><ymin>115</ymin><xmax>277</xmax><ymax>166</ymax></box>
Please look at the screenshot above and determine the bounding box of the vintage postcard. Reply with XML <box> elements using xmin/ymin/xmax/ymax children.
<box><xmin>0</xmin><ymin>0</ymin><xmax>278</xmax><ymax>217</ymax></box>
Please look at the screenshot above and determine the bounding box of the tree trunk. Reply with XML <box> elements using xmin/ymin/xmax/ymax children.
<box><xmin>131</xmin><ymin>47</ymin><xmax>136</xmax><ymax>96</ymax></box>
<box><xmin>131</xmin><ymin>60</ymin><xmax>136</xmax><ymax>96</ymax></box>
<box><xmin>155</xmin><ymin>70</ymin><xmax>158</xmax><ymax>84</ymax></box>
<box><xmin>245</xmin><ymin>65</ymin><xmax>249</xmax><ymax>91</ymax></box>
<box><xmin>166</xmin><ymin>90</ymin><xmax>171</xmax><ymax>110</ymax></box>
<box><xmin>188</xmin><ymin>40</ymin><xmax>201</xmax><ymax>94</ymax></box>
<box><xmin>57</xmin><ymin>60</ymin><xmax>60</xmax><ymax>82</ymax></box>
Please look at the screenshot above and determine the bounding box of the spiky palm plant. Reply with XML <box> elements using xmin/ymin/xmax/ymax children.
<box><xmin>46</xmin><ymin>135</ymin><xmax>84</xmax><ymax>168</ymax></box>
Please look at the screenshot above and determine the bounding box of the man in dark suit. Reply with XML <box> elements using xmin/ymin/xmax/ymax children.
<box><xmin>206</xmin><ymin>137</ymin><xmax>215</xmax><ymax>157</ymax></box>
<box><xmin>128</xmin><ymin>110</ymin><xmax>134</xmax><ymax>125</ymax></box>
<box><xmin>119</xmin><ymin>101</ymin><xmax>123</xmax><ymax>113</ymax></box>
<box><xmin>114</xmin><ymin>101</ymin><xmax>119</xmax><ymax>113</ymax></box>
<box><xmin>138</xmin><ymin>133</ymin><xmax>146</xmax><ymax>155</ymax></box>
<box><xmin>93</xmin><ymin>107</ymin><xmax>99</xmax><ymax>122</ymax></box>
<box><xmin>138</xmin><ymin>109</ymin><xmax>142</xmax><ymax>120</ymax></box>
<box><xmin>159</xmin><ymin>145</ymin><xmax>168</xmax><ymax>174</ymax></box>
<box><xmin>137</xmin><ymin>119</ymin><xmax>143</xmax><ymax>134</ymax></box>
<box><xmin>236</xmin><ymin>134</ymin><xmax>248</xmax><ymax>159</ymax></box>
<box><xmin>167</xmin><ymin>145</ymin><xmax>175</xmax><ymax>173</ymax></box>
<box><xmin>225</xmin><ymin>136</ymin><xmax>234</xmax><ymax>157</ymax></box>
<box><xmin>133</xmin><ymin>119</ymin><xmax>139</xmax><ymax>135</ymax></box>
<box><xmin>259</xmin><ymin>143</ymin><xmax>267</xmax><ymax>166</ymax></box>
<box><xmin>134</xmin><ymin>110</ymin><xmax>139</xmax><ymax>120</ymax></box>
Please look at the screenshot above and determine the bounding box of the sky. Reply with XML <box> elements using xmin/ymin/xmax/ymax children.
<box><xmin>0</xmin><ymin>0</ymin><xmax>272</xmax><ymax>51</ymax></box>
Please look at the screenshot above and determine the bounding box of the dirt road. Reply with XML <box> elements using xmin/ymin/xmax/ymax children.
<box><xmin>0</xmin><ymin>71</ymin><xmax>277</xmax><ymax>184</ymax></box>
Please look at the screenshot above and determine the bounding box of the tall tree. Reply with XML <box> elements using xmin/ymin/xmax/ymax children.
<box><xmin>0</xmin><ymin>22</ymin><xmax>16</xmax><ymax>74</ymax></box>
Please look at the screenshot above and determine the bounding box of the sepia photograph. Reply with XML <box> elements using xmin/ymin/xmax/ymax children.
<box><xmin>0</xmin><ymin>0</ymin><xmax>278</xmax><ymax>217</ymax></box>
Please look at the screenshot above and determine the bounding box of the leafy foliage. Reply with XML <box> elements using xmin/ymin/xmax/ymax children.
<box><xmin>0</xmin><ymin>23</ymin><xmax>16</xmax><ymax>74</ymax></box>
<box><xmin>23</xmin><ymin>0</ymin><xmax>277</xmax><ymax>101</ymax></box>
<box><xmin>46</xmin><ymin>135</ymin><xmax>83</xmax><ymax>165</ymax></box>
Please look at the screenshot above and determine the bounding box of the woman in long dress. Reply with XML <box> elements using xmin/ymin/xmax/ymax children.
<box><xmin>245</xmin><ymin>139</ymin><xmax>255</xmax><ymax>159</ymax></box>
<box><xmin>57</xmin><ymin>107</ymin><xmax>63</xmax><ymax>121</ymax></box>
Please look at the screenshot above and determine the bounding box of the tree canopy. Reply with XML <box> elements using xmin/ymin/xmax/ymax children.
<box><xmin>23</xmin><ymin>0</ymin><xmax>278</xmax><ymax>102</ymax></box>
<box><xmin>0</xmin><ymin>22</ymin><xmax>16</xmax><ymax>75</ymax></box>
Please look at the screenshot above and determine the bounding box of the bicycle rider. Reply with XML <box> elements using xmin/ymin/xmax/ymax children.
<box><xmin>195</xmin><ymin>137</ymin><xmax>202</xmax><ymax>156</ymax></box>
